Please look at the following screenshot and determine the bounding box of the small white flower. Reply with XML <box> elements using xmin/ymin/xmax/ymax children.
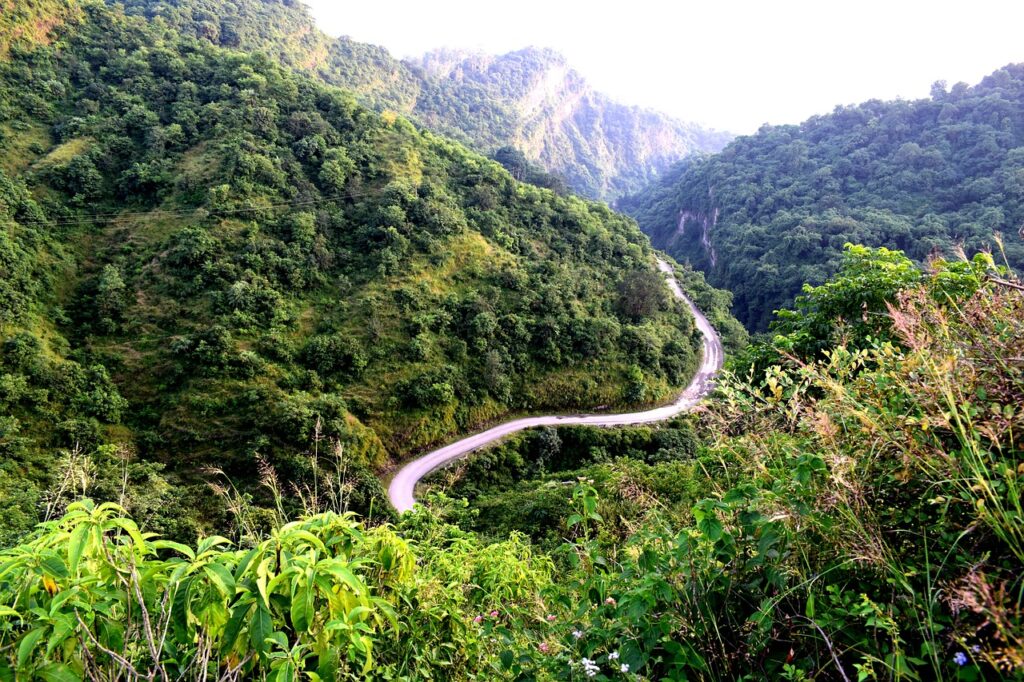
<box><xmin>572</xmin><ymin>629</ymin><xmax>584</xmax><ymax>639</ymax></box>
<box><xmin>608</xmin><ymin>651</ymin><xmax>619</xmax><ymax>660</ymax></box>
<box><xmin>620</xmin><ymin>663</ymin><xmax>630</xmax><ymax>673</ymax></box>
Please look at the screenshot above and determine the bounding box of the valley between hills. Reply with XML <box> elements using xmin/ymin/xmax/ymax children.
<box><xmin>0</xmin><ymin>1</ymin><xmax>1021</xmax><ymax>680</ymax></box>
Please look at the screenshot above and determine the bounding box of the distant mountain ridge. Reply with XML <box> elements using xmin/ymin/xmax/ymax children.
<box><xmin>115</xmin><ymin>0</ymin><xmax>730</xmax><ymax>199</ymax></box>
<box><xmin>409</xmin><ymin>47</ymin><xmax>733</xmax><ymax>199</ymax></box>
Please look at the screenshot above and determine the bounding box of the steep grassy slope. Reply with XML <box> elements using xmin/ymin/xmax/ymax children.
<box><xmin>0</xmin><ymin>0</ymin><xmax>737</xmax><ymax>539</ymax></box>
<box><xmin>113</xmin><ymin>0</ymin><xmax>730</xmax><ymax>200</ymax></box>
<box><xmin>0</xmin><ymin>0</ymin><xmax>83</xmax><ymax>57</ymax></box>
<box><xmin>622</xmin><ymin>66</ymin><xmax>1024</xmax><ymax>329</ymax></box>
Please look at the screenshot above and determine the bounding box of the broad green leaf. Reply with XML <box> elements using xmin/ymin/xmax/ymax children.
<box><xmin>150</xmin><ymin>540</ymin><xmax>196</xmax><ymax>561</ymax></box>
<box><xmin>290</xmin><ymin>583</ymin><xmax>311</xmax><ymax>633</ymax></box>
<box><xmin>204</xmin><ymin>562</ymin><xmax>236</xmax><ymax>599</ymax></box>
<box><xmin>37</xmin><ymin>663</ymin><xmax>80</xmax><ymax>682</ymax></box>
<box><xmin>250</xmin><ymin>602</ymin><xmax>273</xmax><ymax>657</ymax></box>
<box><xmin>273</xmin><ymin>661</ymin><xmax>295</xmax><ymax>682</ymax></box>
<box><xmin>110</xmin><ymin>518</ymin><xmax>147</xmax><ymax>550</ymax></box>
<box><xmin>171</xmin><ymin>577</ymin><xmax>192</xmax><ymax>644</ymax></box>
<box><xmin>697</xmin><ymin>516</ymin><xmax>723</xmax><ymax>542</ymax></box>
<box><xmin>67</xmin><ymin>524</ymin><xmax>89</xmax><ymax>576</ymax></box>
<box><xmin>317</xmin><ymin>643</ymin><xmax>340</xmax><ymax>680</ymax></box>
<box><xmin>46</xmin><ymin>614</ymin><xmax>75</xmax><ymax>655</ymax></box>
<box><xmin>233</xmin><ymin>547</ymin><xmax>259</xmax><ymax>581</ymax></box>
<box><xmin>318</xmin><ymin>562</ymin><xmax>363</xmax><ymax>594</ymax></box>
<box><xmin>370</xmin><ymin>597</ymin><xmax>399</xmax><ymax>633</ymax></box>
<box><xmin>221</xmin><ymin>600</ymin><xmax>252</xmax><ymax>654</ymax></box>
<box><xmin>39</xmin><ymin>554</ymin><xmax>68</xmax><ymax>579</ymax></box>
<box><xmin>17</xmin><ymin>628</ymin><xmax>46</xmax><ymax>669</ymax></box>
<box><xmin>197</xmin><ymin>536</ymin><xmax>232</xmax><ymax>556</ymax></box>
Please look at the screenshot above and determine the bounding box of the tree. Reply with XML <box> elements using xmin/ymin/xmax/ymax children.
<box><xmin>617</xmin><ymin>269</ymin><xmax>668</xmax><ymax>321</ymax></box>
<box><xmin>95</xmin><ymin>262</ymin><xmax>126</xmax><ymax>321</ymax></box>
<box><xmin>534</xmin><ymin>426</ymin><xmax>561</xmax><ymax>471</ymax></box>
<box><xmin>623</xmin><ymin>364</ymin><xmax>646</xmax><ymax>404</ymax></box>
<box><xmin>493</xmin><ymin>146</ymin><xmax>530</xmax><ymax>181</ymax></box>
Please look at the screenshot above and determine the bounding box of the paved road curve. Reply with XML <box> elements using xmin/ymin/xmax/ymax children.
<box><xmin>387</xmin><ymin>258</ymin><xmax>724</xmax><ymax>512</ymax></box>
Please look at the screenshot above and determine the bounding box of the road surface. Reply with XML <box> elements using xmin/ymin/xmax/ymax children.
<box><xmin>387</xmin><ymin>258</ymin><xmax>724</xmax><ymax>512</ymax></box>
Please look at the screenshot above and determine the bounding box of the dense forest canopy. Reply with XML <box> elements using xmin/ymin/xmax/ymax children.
<box><xmin>111</xmin><ymin>0</ymin><xmax>731</xmax><ymax>199</ymax></box>
<box><xmin>622</xmin><ymin>65</ymin><xmax>1024</xmax><ymax>329</ymax></box>
<box><xmin>0</xmin><ymin>0</ymin><xmax>740</xmax><ymax>539</ymax></box>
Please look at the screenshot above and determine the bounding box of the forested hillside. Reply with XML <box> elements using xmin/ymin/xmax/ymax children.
<box><xmin>113</xmin><ymin>0</ymin><xmax>730</xmax><ymax>199</ymax></box>
<box><xmin>622</xmin><ymin>66</ymin><xmax>1024</xmax><ymax>329</ymax></box>
<box><xmin>3</xmin><ymin>247</ymin><xmax>1020</xmax><ymax>680</ymax></box>
<box><xmin>0</xmin><ymin>0</ymin><xmax>735</xmax><ymax>539</ymax></box>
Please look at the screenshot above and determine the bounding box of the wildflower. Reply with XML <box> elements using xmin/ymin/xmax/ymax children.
<box><xmin>579</xmin><ymin>658</ymin><xmax>600</xmax><ymax>677</ymax></box>
<box><xmin>490</xmin><ymin>610</ymin><xmax>499</xmax><ymax>618</ymax></box>
<box><xmin>953</xmin><ymin>651</ymin><xmax>968</xmax><ymax>666</ymax></box>
<box><xmin>539</xmin><ymin>642</ymin><xmax>550</xmax><ymax>653</ymax></box>
<box><xmin>620</xmin><ymin>663</ymin><xmax>630</xmax><ymax>673</ymax></box>
<box><xmin>572</xmin><ymin>629</ymin><xmax>584</xmax><ymax>639</ymax></box>
<box><xmin>605</xmin><ymin>597</ymin><xmax>616</xmax><ymax>605</ymax></box>
<box><xmin>608</xmin><ymin>651</ymin><xmax>619</xmax><ymax>660</ymax></box>
<box><xmin>547</xmin><ymin>614</ymin><xmax>557</xmax><ymax>622</ymax></box>
<box><xmin>473</xmin><ymin>615</ymin><xmax>483</xmax><ymax>624</ymax></box>
<box><xmin>972</xmin><ymin>644</ymin><xmax>981</xmax><ymax>653</ymax></box>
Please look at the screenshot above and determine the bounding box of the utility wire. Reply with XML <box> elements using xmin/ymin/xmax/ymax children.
<box><xmin>22</xmin><ymin>187</ymin><xmax>390</xmax><ymax>227</ymax></box>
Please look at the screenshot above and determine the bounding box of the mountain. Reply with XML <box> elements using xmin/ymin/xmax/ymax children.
<box><xmin>621</xmin><ymin>66</ymin><xmax>1024</xmax><ymax>330</ymax></box>
<box><xmin>2</xmin><ymin>3</ymin><xmax>1023</xmax><ymax>680</ymax></box>
<box><xmin>0</xmin><ymin>0</ymin><xmax>740</xmax><ymax>539</ymax></box>
<box><xmin>409</xmin><ymin>47</ymin><xmax>733</xmax><ymax>199</ymax></box>
<box><xmin>115</xmin><ymin>0</ymin><xmax>730</xmax><ymax>199</ymax></box>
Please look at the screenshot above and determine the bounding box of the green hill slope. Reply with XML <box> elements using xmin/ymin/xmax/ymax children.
<box><xmin>0</xmin><ymin>0</ymin><xmax>737</xmax><ymax>538</ymax></box>
<box><xmin>113</xmin><ymin>0</ymin><xmax>730</xmax><ymax>200</ymax></box>
<box><xmin>621</xmin><ymin>67</ymin><xmax>1024</xmax><ymax>329</ymax></box>
<box><xmin>1</xmin><ymin>248</ymin><xmax>1020</xmax><ymax>682</ymax></box>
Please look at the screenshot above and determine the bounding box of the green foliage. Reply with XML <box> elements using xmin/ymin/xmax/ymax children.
<box><xmin>424</xmin><ymin>418</ymin><xmax>707</xmax><ymax>546</ymax></box>
<box><xmin>732</xmin><ymin>244</ymin><xmax>1000</xmax><ymax>377</ymax></box>
<box><xmin>492</xmin><ymin>146</ymin><xmax>568</xmax><ymax>194</ymax></box>
<box><xmin>0</xmin><ymin>0</ymin><xmax>82</xmax><ymax>58</ymax></box>
<box><xmin>0</xmin><ymin>258</ymin><xmax>1020</xmax><ymax>679</ymax></box>
<box><xmin>117</xmin><ymin>0</ymin><xmax>729</xmax><ymax>199</ymax></box>
<box><xmin>616</xmin><ymin>268</ymin><xmax>668</xmax><ymax>321</ymax></box>
<box><xmin>0</xmin><ymin>0</ymin><xmax>743</xmax><ymax>540</ymax></box>
<box><xmin>0</xmin><ymin>499</ymin><xmax>551</xmax><ymax>679</ymax></box>
<box><xmin>623</xmin><ymin>67</ymin><xmax>1024</xmax><ymax>329</ymax></box>
<box><xmin>416</xmin><ymin>256</ymin><xmax>1024</xmax><ymax>680</ymax></box>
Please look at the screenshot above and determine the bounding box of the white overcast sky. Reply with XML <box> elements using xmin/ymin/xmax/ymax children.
<box><xmin>302</xmin><ymin>0</ymin><xmax>1024</xmax><ymax>134</ymax></box>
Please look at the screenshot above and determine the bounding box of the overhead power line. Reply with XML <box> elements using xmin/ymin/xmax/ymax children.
<box><xmin>23</xmin><ymin>188</ymin><xmax>388</xmax><ymax>228</ymax></box>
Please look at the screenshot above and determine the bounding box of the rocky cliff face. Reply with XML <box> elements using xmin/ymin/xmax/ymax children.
<box><xmin>410</xmin><ymin>48</ymin><xmax>732</xmax><ymax>199</ymax></box>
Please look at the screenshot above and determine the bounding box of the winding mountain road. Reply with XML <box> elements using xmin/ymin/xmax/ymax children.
<box><xmin>387</xmin><ymin>258</ymin><xmax>724</xmax><ymax>512</ymax></box>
